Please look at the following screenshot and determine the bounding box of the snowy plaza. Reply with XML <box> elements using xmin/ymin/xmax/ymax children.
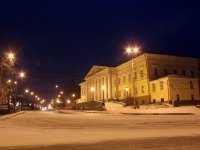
<box><xmin>0</xmin><ymin>103</ymin><xmax>200</xmax><ymax>150</ymax></box>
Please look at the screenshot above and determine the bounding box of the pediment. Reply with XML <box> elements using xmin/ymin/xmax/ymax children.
<box><xmin>84</xmin><ymin>65</ymin><xmax>107</xmax><ymax>79</ymax></box>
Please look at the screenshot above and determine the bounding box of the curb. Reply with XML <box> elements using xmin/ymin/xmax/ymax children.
<box><xmin>0</xmin><ymin>111</ymin><xmax>25</xmax><ymax>120</ymax></box>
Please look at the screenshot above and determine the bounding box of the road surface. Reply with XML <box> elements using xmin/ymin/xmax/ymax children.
<box><xmin>0</xmin><ymin>110</ymin><xmax>200</xmax><ymax>149</ymax></box>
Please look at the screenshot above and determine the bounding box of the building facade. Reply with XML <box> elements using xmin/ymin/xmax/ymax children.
<box><xmin>78</xmin><ymin>53</ymin><xmax>200</xmax><ymax>105</ymax></box>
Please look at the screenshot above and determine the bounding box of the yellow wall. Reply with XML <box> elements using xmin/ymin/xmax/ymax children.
<box><xmin>80</xmin><ymin>53</ymin><xmax>200</xmax><ymax>104</ymax></box>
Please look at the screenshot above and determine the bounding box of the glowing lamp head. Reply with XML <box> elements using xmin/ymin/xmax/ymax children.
<box><xmin>125</xmin><ymin>87</ymin><xmax>129</xmax><ymax>91</ymax></box>
<box><xmin>19</xmin><ymin>72</ymin><xmax>25</xmax><ymax>78</ymax></box>
<box><xmin>126</xmin><ymin>47</ymin><xmax>132</xmax><ymax>53</ymax></box>
<box><xmin>8</xmin><ymin>53</ymin><xmax>14</xmax><ymax>60</ymax></box>
<box><xmin>90</xmin><ymin>87</ymin><xmax>95</xmax><ymax>92</ymax></box>
<box><xmin>133</xmin><ymin>47</ymin><xmax>139</xmax><ymax>53</ymax></box>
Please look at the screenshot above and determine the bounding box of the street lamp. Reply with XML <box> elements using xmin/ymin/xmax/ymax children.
<box><xmin>19</xmin><ymin>72</ymin><xmax>25</xmax><ymax>78</ymax></box>
<box><xmin>125</xmin><ymin>87</ymin><xmax>129</xmax><ymax>106</ymax></box>
<box><xmin>14</xmin><ymin>72</ymin><xmax>25</xmax><ymax>111</ymax></box>
<box><xmin>126</xmin><ymin>46</ymin><xmax>139</xmax><ymax>108</ymax></box>
<box><xmin>90</xmin><ymin>87</ymin><xmax>95</xmax><ymax>101</ymax></box>
<box><xmin>101</xmin><ymin>86</ymin><xmax>105</xmax><ymax>106</ymax></box>
<box><xmin>67</xmin><ymin>99</ymin><xmax>70</xmax><ymax>104</ymax></box>
<box><xmin>7</xmin><ymin>79</ymin><xmax>12</xmax><ymax>111</ymax></box>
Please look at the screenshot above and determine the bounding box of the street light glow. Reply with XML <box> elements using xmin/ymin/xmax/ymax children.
<box><xmin>101</xmin><ymin>85</ymin><xmax>105</xmax><ymax>90</ymax></box>
<box><xmin>67</xmin><ymin>99</ymin><xmax>70</xmax><ymax>104</ymax></box>
<box><xmin>125</xmin><ymin>87</ymin><xmax>129</xmax><ymax>91</ymax></box>
<box><xmin>91</xmin><ymin>87</ymin><xmax>95</xmax><ymax>92</ymax></box>
<box><xmin>126</xmin><ymin>46</ymin><xmax>139</xmax><ymax>54</ymax></box>
<box><xmin>19</xmin><ymin>72</ymin><xmax>25</xmax><ymax>78</ymax></box>
<box><xmin>8</xmin><ymin>53</ymin><xmax>14</xmax><ymax>60</ymax></box>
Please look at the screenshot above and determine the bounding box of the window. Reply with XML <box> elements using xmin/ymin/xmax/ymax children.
<box><xmin>173</xmin><ymin>69</ymin><xmax>177</xmax><ymax>74</ymax></box>
<box><xmin>153</xmin><ymin>99</ymin><xmax>156</xmax><ymax>103</ymax></box>
<box><xmin>191</xmin><ymin>94</ymin><xmax>194</xmax><ymax>101</ymax></box>
<box><xmin>128</xmin><ymin>74</ymin><xmax>131</xmax><ymax>81</ymax></box>
<box><xmin>142</xmin><ymin>100</ymin><xmax>145</xmax><ymax>105</ymax></box>
<box><xmin>140</xmin><ymin>70</ymin><xmax>143</xmax><ymax>78</ymax></box>
<box><xmin>123</xmin><ymin>76</ymin><xmax>126</xmax><ymax>83</ymax></box>
<box><xmin>182</xmin><ymin>70</ymin><xmax>186</xmax><ymax>76</ymax></box>
<box><xmin>141</xmin><ymin>86</ymin><xmax>144</xmax><ymax>93</ymax></box>
<box><xmin>164</xmin><ymin>68</ymin><xmax>168</xmax><ymax>76</ymax></box>
<box><xmin>191</xmin><ymin>71</ymin><xmax>194</xmax><ymax>77</ymax></box>
<box><xmin>134</xmin><ymin>72</ymin><xmax>137</xmax><ymax>79</ymax></box>
<box><xmin>161</xmin><ymin>98</ymin><xmax>164</xmax><ymax>102</ymax></box>
<box><xmin>160</xmin><ymin>81</ymin><xmax>164</xmax><ymax>90</ymax></box>
<box><xmin>154</xmin><ymin>68</ymin><xmax>158</xmax><ymax>76</ymax></box>
<box><xmin>118</xmin><ymin>78</ymin><xmax>121</xmax><ymax>84</ymax></box>
<box><xmin>152</xmin><ymin>83</ymin><xmax>156</xmax><ymax>92</ymax></box>
<box><xmin>190</xmin><ymin>81</ymin><xmax>194</xmax><ymax>89</ymax></box>
<box><xmin>176</xmin><ymin>94</ymin><xmax>180</xmax><ymax>101</ymax></box>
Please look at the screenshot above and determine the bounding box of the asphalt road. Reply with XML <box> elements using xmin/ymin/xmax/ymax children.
<box><xmin>0</xmin><ymin>110</ymin><xmax>200</xmax><ymax>149</ymax></box>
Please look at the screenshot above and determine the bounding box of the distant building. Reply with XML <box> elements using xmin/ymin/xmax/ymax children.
<box><xmin>78</xmin><ymin>53</ymin><xmax>200</xmax><ymax>105</ymax></box>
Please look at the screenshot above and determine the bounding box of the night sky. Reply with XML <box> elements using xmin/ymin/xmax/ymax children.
<box><xmin>0</xmin><ymin>0</ymin><xmax>199</xmax><ymax>100</ymax></box>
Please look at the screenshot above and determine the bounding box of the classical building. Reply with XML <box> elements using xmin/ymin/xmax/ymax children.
<box><xmin>78</xmin><ymin>53</ymin><xmax>200</xmax><ymax>105</ymax></box>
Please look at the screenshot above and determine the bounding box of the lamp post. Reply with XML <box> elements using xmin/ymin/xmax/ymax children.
<box><xmin>15</xmin><ymin>72</ymin><xmax>25</xmax><ymax>111</ymax></box>
<box><xmin>101</xmin><ymin>86</ymin><xmax>105</xmax><ymax>106</ymax></box>
<box><xmin>7</xmin><ymin>79</ymin><xmax>12</xmax><ymax>112</ymax></box>
<box><xmin>125</xmin><ymin>87</ymin><xmax>129</xmax><ymax>105</ymax></box>
<box><xmin>90</xmin><ymin>87</ymin><xmax>94</xmax><ymax>101</ymax></box>
<box><xmin>14</xmin><ymin>81</ymin><xmax>17</xmax><ymax>110</ymax></box>
<box><xmin>0</xmin><ymin>52</ymin><xmax>15</xmax><ymax>108</ymax></box>
<box><xmin>126</xmin><ymin>46</ymin><xmax>139</xmax><ymax>108</ymax></box>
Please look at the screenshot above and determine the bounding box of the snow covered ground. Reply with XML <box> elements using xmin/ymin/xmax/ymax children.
<box><xmin>105</xmin><ymin>101</ymin><xmax>200</xmax><ymax>115</ymax></box>
<box><xmin>0</xmin><ymin>103</ymin><xmax>200</xmax><ymax>149</ymax></box>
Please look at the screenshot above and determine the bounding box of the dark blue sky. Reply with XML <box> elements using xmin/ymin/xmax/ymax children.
<box><xmin>0</xmin><ymin>0</ymin><xmax>199</xmax><ymax>100</ymax></box>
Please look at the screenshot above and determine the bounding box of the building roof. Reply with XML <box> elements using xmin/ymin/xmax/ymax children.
<box><xmin>150</xmin><ymin>74</ymin><xmax>198</xmax><ymax>82</ymax></box>
<box><xmin>84</xmin><ymin>65</ymin><xmax>107</xmax><ymax>79</ymax></box>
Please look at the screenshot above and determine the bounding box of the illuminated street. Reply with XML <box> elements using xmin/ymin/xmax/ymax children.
<box><xmin>0</xmin><ymin>107</ymin><xmax>200</xmax><ymax>149</ymax></box>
